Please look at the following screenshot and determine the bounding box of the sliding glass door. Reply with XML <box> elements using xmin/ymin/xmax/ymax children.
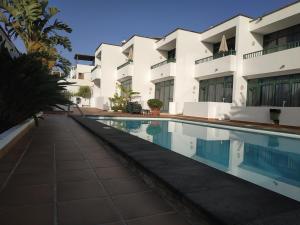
<box><xmin>155</xmin><ymin>80</ymin><xmax>174</xmax><ymax>112</ymax></box>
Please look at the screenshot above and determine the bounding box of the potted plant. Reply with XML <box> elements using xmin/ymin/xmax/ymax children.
<box><xmin>147</xmin><ymin>99</ymin><xmax>163</xmax><ymax>116</ymax></box>
<box><xmin>270</xmin><ymin>108</ymin><xmax>281</xmax><ymax>125</ymax></box>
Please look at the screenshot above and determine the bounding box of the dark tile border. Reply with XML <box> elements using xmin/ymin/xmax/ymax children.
<box><xmin>71</xmin><ymin>115</ymin><xmax>300</xmax><ymax>225</ymax></box>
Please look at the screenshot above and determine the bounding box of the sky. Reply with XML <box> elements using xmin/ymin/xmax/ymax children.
<box><xmin>14</xmin><ymin>0</ymin><xmax>297</xmax><ymax>64</ymax></box>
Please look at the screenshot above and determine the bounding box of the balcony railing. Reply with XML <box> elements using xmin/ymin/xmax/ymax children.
<box><xmin>195</xmin><ymin>50</ymin><xmax>236</xmax><ymax>64</ymax></box>
<box><xmin>150</xmin><ymin>58</ymin><xmax>176</xmax><ymax>69</ymax></box>
<box><xmin>243</xmin><ymin>40</ymin><xmax>300</xmax><ymax>60</ymax></box>
<box><xmin>117</xmin><ymin>60</ymin><xmax>133</xmax><ymax>70</ymax></box>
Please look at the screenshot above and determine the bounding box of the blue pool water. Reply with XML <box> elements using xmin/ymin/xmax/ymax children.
<box><xmin>96</xmin><ymin>118</ymin><xmax>300</xmax><ymax>201</ymax></box>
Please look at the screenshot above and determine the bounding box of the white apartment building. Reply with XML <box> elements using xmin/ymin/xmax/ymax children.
<box><xmin>90</xmin><ymin>1</ymin><xmax>300</xmax><ymax>127</ymax></box>
<box><xmin>67</xmin><ymin>54</ymin><xmax>94</xmax><ymax>107</ymax></box>
<box><xmin>91</xmin><ymin>43</ymin><xmax>127</xmax><ymax>109</ymax></box>
<box><xmin>0</xmin><ymin>26</ymin><xmax>19</xmax><ymax>58</ymax></box>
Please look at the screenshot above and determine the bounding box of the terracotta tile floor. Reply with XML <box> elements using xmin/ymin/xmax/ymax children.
<box><xmin>0</xmin><ymin>114</ymin><xmax>192</xmax><ymax>225</ymax></box>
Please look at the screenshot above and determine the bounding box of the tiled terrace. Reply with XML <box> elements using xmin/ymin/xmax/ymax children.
<box><xmin>0</xmin><ymin>114</ymin><xmax>192</xmax><ymax>225</ymax></box>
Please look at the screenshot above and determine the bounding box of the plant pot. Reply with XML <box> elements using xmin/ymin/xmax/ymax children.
<box><xmin>150</xmin><ymin>108</ymin><xmax>160</xmax><ymax>116</ymax></box>
<box><xmin>270</xmin><ymin>108</ymin><xmax>281</xmax><ymax>125</ymax></box>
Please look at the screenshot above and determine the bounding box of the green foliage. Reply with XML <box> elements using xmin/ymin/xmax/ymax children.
<box><xmin>0</xmin><ymin>0</ymin><xmax>72</xmax><ymax>74</ymax></box>
<box><xmin>62</xmin><ymin>90</ymin><xmax>73</xmax><ymax>100</ymax></box>
<box><xmin>109</xmin><ymin>92</ymin><xmax>125</xmax><ymax>112</ymax></box>
<box><xmin>109</xmin><ymin>84</ymin><xmax>140</xmax><ymax>112</ymax></box>
<box><xmin>0</xmin><ymin>44</ymin><xmax>72</xmax><ymax>133</ymax></box>
<box><xmin>147</xmin><ymin>99</ymin><xmax>163</xmax><ymax>109</ymax></box>
<box><xmin>125</xmin><ymin>102</ymin><xmax>142</xmax><ymax>114</ymax></box>
<box><xmin>118</xmin><ymin>83</ymin><xmax>139</xmax><ymax>103</ymax></box>
<box><xmin>75</xmin><ymin>86</ymin><xmax>91</xmax><ymax>100</ymax></box>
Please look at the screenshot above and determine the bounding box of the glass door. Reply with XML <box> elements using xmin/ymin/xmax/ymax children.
<box><xmin>155</xmin><ymin>80</ymin><xmax>174</xmax><ymax>112</ymax></box>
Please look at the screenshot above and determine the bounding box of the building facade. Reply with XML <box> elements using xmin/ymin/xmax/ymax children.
<box><xmin>67</xmin><ymin>54</ymin><xmax>94</xmax><ymax>107</ymax></box>
<box><xmin>90</xmin><ymin>1</ymin><xmax>300</xmax><ymax>126</ymax></box>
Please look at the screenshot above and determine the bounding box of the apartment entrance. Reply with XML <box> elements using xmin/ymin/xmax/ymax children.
<box><xmin>155</xmin><ymin>79</ymin><xmax>174</xmax><ymax>112</ymax></box>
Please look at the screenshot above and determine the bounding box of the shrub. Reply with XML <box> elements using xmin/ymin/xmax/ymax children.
<box><xmin>147</xmin><ymin>99</ymin><xmax>163</xmax><ymax>109</ymax></box>
<box><xmin>0</xmin><ymin>44</ymin><xmax>71</xmax><ymax>133</ymax></box>
<box><xmin>125</xmin><ymin>102</ymin><xmax>142</xmax><ymax>114</ymax></box>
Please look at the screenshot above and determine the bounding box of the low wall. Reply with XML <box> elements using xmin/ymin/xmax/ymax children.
<box><xmin>183</xmin><ymin>103</ymin><xmax>300</xmax><ymax>127</ymax></box>
<box><xmin>183</xmin><ymin>102</ymin><xmax>232</xmax><ymax>119</ymax></box>
<box><xmin>0</xmin><ymin>119</ymin><xmax>34</xmax><ymax>158</ymax></box>
<box><xmin>230</xmin><ymin>106</ymin><xmax>300</xmax><ymax>127</ymax></box>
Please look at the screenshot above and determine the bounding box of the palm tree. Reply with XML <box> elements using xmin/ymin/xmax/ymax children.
<box><xmin>118</xmin><ymin>83</ymin><xmax>139</xmax><ymax>103</ymax></box>
<box><xmin>0</xmin><ymin>0</ymin><xmax>72</xmax><ymax>74</ymax></box>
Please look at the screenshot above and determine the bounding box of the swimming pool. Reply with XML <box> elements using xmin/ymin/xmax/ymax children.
<box><xmin>95</xmin><ymin>117</ymin><xmax>300</xmax><ymax>202</ymax></box>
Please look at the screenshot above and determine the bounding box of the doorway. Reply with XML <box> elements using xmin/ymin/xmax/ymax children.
<box><xmin>155</xmin><ymin>79</ymin><xmax>174</xmax><ymax>112</ymax></box>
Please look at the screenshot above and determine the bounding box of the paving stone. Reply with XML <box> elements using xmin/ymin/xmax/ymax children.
<box><xmin>126</xmin><ymin>213</ymin><xmax>190</xmax><ymax>225</ymax></box>
<box><xmin>57</xmin><ymin>180</ymin><xmax>106</xmax><ymax>201</ymax></box>
<box><xmin>102</xmin><ymin>177</ymin><xmax>149</xmax><ymax>196</ymax></box>
<box><xmin>89</xmin><ymin>158</ymin><xmax>120</xmax><ymax>168</ymax></box>
<box><xmin>7</xmin><ymin>172</ymin><xmax>54</xmax><ymax>186</ymax></box>
<box><xmin>56</xmin><ymin>152</ymin><xmax>84</xmax><ymax>161</ymax></box>
<box><xmin>95</xmin><ymin>166</ymin><xmax>134</xmax><ymax>180</ymax></box>
<box><xmin>0</xmin><ymin>204</ymin><xmax>53</xmax><ymax>225</ymax></box>
<box><xmin>58</xmin><ymin>198</ymin><xmax>120</xmax><ymax>225</ymax></box>
<box><xmin>112</xmin><ymin>191</ymin><xmax>172</xmax><ymax>219</ymax></box>
<box><xmin>0</xmin><ymin>184</ymin><xmax>53</xmax><ymax>207</ymax></box>
<box><xmin>56</xmin><ymin>169</ymin><xmax>97</xmax><ymax>182</ymax></box>
<box><xmin>56</xmin><ymin>160</ymin><xmax>90</xmax><ymax>171</ymax></box>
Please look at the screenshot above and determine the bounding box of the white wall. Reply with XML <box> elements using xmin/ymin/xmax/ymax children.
<box><xmin>130</xmin><ymin>37</ymin><xmax>161</xmax><ymax>108</ymax></box>
<box><xmin>183</xmin><ymin>102</ymin><xmax>232</xmax><ymax>120</ymax></box>
<box><xmin>91</xmin><ymin>43</ymin><xmax>127</xmax><ymax>109</ymax></box>
<box><xmin>230</xmin><ymin>106</ymin><xmax>300</xmax><ymax>127</ymax></box>
<box><xmin>173</xmin><ymin>30</ymin><xmax>202</xmax><ymax>114</ymax></box>
<box><xmin>66</xmin><ymin>64</ymin><xmax>93</xmax><ymax>106</ymax></box>
<box><xmin>101</xmin><ymin>44</ymin><xmax>126</xmax><ymax>109</ymax></box>
<box><xmin>243</xmin><ymin>47</ymin><xmax>300</xmax><ymax>78</ymax></box>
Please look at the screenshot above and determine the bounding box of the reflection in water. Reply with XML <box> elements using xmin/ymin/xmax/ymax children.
<box><xmin>97</xmin><ymin>118</ymin><xmax>300</xmax><ymax>201</ymax></box>
<box><xmin>194</xmin><ymin>140</ymin><xmax>230</xmax><ymax>170</ymax></box>
<box><xmin>241</xmin><ymin>143</ymin><xmax>300</xmax><ymax>187</ymax></box>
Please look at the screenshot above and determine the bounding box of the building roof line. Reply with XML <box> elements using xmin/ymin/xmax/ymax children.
<box><xmin>95</xmin><ymin>42</ymin><xmax>121</xmax><ymax>52</ymax></box>
<box><xmin>121</xmin><ymin>34</ymin><xmax>161</xmax><ymax>46</ymax></box>
<box><xmin>199</xmin><ymin>14</ymin><xmax>253</xmax><ymax>34</ymax></box>
<box><xmin>250</xmin><ymin>0</ymin><xmax>300</xmax><ymax>22</ymax></box>
<box><xmin>156</xmin><ymin>28</ymin><xmax>201</xmax><ymax>42</ymax></box>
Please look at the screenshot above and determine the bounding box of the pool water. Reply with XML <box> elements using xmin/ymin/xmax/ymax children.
<box><xmin>96</xmin><ymin>118</ymin><xmax>300</xmax><ymax>201</ymax></box>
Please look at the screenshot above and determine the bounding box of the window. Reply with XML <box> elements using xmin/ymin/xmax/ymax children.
<box><xmin>213</xmin><ymin>37</ymin><xmax>236</xmax><ymax>54</ymax></box>
<box><xmin>78</xmin><ymin>73</ymin><xmax>84</xmax><ymax>79</ymax></box>
<box><xmin>247</xmin><ymin>74</ymin><xmax>300</xmax><ymax>107</ymax></box>
<box><xmin>167</xmin><ymin>49</ymin><xmax>176</xmax><ymax>60</ymax></box>
<box><xmin>263</xmin><ymin>24</ymin><xmax>300</xmax><ymax>49</ymax></box>
<box><xmin>120</xmin><ymin>79</ymin><xmax>132</xmax><ymax>93</ymax></box>
<box><xmin>198</xmin><ymin>76</ymin><xmax>233</xmax><ymax>103</ymax></box>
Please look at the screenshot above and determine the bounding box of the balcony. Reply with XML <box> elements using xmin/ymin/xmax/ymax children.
<box><xmin>150</xmin><ymin>59</ymin><xmax>176</xmax><ymax>82</ymax></box>
<box><xmin>243</xmin><ymin>41</ymin><xmax>300</xmax><ymax>77</ymax></box>
<box><xmin>91</xmin><ymin>65</ymin><xmax>101</xmax><ymax>81</ymax></box>
<box><xmin>194</xmin><ymin>50</ymin><xmax>236</xmax><ymax>79</ymax></box>
<box><xmin>117</xmin><ymin>60</ymin><xmax>133</xmax><ymax>81</ymax></box>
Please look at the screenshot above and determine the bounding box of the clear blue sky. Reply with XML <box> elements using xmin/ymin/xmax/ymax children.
<box><xmin>14</xmin><ymin>0</ymin><xmax>296</xmax><ymax>64</ymax></box>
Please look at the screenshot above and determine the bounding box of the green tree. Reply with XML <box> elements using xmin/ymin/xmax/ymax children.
<box><xmin>0</xmin><ymin>0</ymin><xmax>72</xmax><ymax>74</ymax></box>
<box><xmin>0</xmin><ymin>43</ymin><xmax>72</xmax><ymax>132</ymax></box>
<box><xmin>75</xmin><ymin>86</ymin><xmax>92</xmax><ymax>106</ymax></box>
